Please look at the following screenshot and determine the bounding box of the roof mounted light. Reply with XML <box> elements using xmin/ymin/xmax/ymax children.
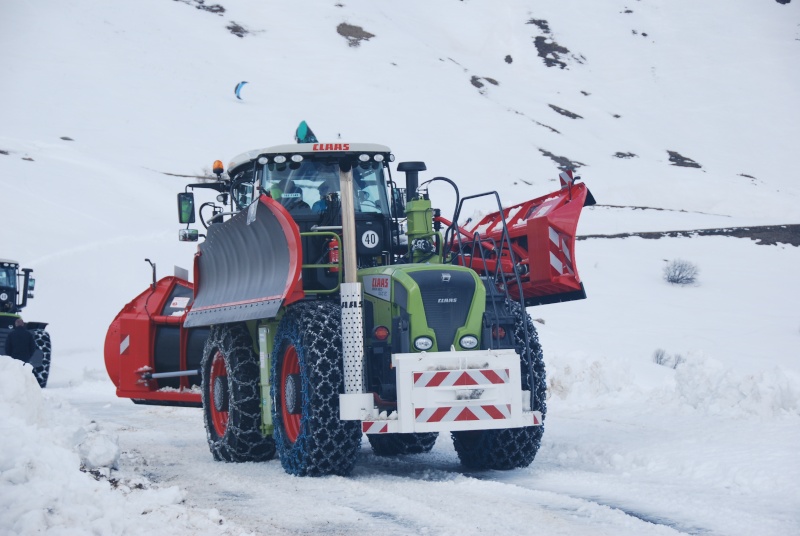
<box><xmin>291</xmin><ymin>154</ymin><xmax>304</xmax><ymax>163</ymax></box>
<box><xmin>388</xmin><ymin>154</ymin><xmax>395</xmax><ymax>162</ymax></box>
<box><xmin>274</xmin><ymin>155</ymin><xmax>287</xmax><ymax>164</ymax></box>
<box><xmin>257</xmin><ymin>156</ymin><xmax>269</xmax><ymax>165</ymax></box>
<box><xmin>358</xmin><ymin>154</ymin><xmax>370</xmax><ymax>162</ymax></box>
<box><xmin>374</xmin><ymin>154</ymin><xmax>384</xmax><ymax>162</ymax></box>
<box><xmin>212</xmin><ymin>160</ymin><xmax>224</xmax><ymax>176</ymax></box>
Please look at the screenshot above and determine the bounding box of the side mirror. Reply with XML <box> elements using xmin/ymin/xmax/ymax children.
<box><xmin>27</xmin><ymin>278</ymin><xmax>36</xmax><ymax>291</ymax></box>
<box><xmin>177</xmin><ymin>192</ymin><xmax>196</xmax><ymax>224</ymax></box>
<box><xmin>179</xmin><ymin>229</ymin><xmax>199</xmax><ymax>242</ymax></box>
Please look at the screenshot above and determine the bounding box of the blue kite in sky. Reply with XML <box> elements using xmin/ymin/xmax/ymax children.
<box><xmin>234</xmin><ymin>81</ymin><xmax>248</xmax><ymax>100</ymax></box>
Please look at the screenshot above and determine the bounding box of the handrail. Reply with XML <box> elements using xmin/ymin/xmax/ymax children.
<box><xmin>299</xmin><ymin>231</ymin><xmax>342</xmax><ymax>295</ymax></box>
<box><xmin>450</xmin><ymin>191</ymin><xmax>536</xmax><ymax>410</ymax></box>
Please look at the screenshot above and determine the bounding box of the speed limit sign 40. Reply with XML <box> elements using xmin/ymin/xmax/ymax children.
<box><xmin>361</xmin><ymin>230</ymin><xmax>379</xmax><ymax>249</ymax></box>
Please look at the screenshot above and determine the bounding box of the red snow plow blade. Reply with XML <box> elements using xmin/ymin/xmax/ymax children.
<box><xmin>444</xmin><ymin>174</ymin><xmax>595</xmax><ymax>306</ymax></box>
<box><xmin>183</xmin><ymin>195</ymin><xmax>304</xmax><ymax>328</ymax></box>
<box><xmin>104</xmin><ymin>276</ymin><xmax>208</xmax><ymax>407</ymax></box>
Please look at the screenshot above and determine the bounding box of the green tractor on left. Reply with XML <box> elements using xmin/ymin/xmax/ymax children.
<box><xmin>0</xmin><ymin>259</ymin><xmax>52</xmax><ymax>387</ymax></box>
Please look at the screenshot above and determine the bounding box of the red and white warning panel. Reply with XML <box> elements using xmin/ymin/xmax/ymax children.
<box><xmin>359</xmin><ymin>349</ymin><xmax>541</xmax><ymax>434</ymax></box>
<box><xmin>413</xmin><ymin>368</ymin><xmax>509</xmax><ymax>388</ymax></box>
<box><xmin>414</xmin><ymin>403</ymin><xmax>511</xmax><ymax>423</ymax></box>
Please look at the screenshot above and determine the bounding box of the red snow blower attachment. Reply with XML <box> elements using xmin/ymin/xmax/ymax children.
<box><xmin>442</xmin><ymin>170</ymin><xmax>595</xmax><ymax>306</ymax></box>
<box><xmin>103</xmin><ymin>196</ymin><xmax>304</xmax><ymax>406</ymax></box>
<box><xmin>104</xmin><ymin>275</ymin><xmax>207</xmax><ymax>406</ymax></box>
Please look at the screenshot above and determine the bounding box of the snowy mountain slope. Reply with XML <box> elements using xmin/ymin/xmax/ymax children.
<box><xmin>1</xmin><ymin>0</ymin><xmax>799</xmax><ymax>534</ymax></box>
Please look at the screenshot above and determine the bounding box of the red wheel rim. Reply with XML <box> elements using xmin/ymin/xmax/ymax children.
<box><xmin>281</xmin><ymin>345</ymin><xmax>301</xmax><ymax>443</ymax></box>
<box><xmin>209</xmin><ymin>350</ymin><xmax>229</xmax><ymax>437</ymax></box>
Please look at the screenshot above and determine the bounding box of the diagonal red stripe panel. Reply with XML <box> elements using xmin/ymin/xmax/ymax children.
<box><xmin>481</xmin><ymin>369</ymin><xmax>505</xmax><ymax>384</ymax></box>
<box><xmin>426</xmin><ymin>371</ymin><xmax>450</xmax><ymax>387</ymax></box>
<box><xmin>455</xmin><ymin>407</ymin><xmax>479</xmax><ymax>421</ymax></box>
<box><xmin>482</xmin><ymin>405</ymin><xmax>505</xmax><ymax>419</ymax></box>
<box><xmin>428</xmin><ymin>407</ymin><xmax>451</xmax><ymax>422</ymax></box>
<box><xmin>458</xmin><ymin>372</ymin><xmax>478</xmax><ymax>386</ymax></box>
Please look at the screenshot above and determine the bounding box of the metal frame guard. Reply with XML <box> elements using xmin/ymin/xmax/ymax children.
<box><xmin>341</xmin><ymin>349</ymin><xmax>542</xmax><ymax>434</ymax></box>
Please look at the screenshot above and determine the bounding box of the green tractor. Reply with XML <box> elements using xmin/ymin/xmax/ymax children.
<box><xmin>1</xmin><ymin>259</ymin><xmax>52</xmax><ymax>387</ymax></box>
<box><xmin>104</xmin><ymin>123</ymin><xmax>594</xmax><ymax>476</ymax></box>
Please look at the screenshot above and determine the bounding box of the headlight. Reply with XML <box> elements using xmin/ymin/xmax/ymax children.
<box><xmin>274</xmin><ymin>155</ymin><xmax>287</xmax><ymax>164</ymax></box>
<box><xmin>414</xmin><ymin>336</ymin><xmax>433</xmax><ymax>351</ymax></box>
<box><xmin>460</xmin><ymin>335</ymin><xmax>479</xmax><ymax>349</ymax></box>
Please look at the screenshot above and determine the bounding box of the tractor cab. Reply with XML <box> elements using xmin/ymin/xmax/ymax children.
<box><xmin>222</xmin><ymin>143</ymin><xmax>398</xmax><ymax>292</ymax></box>
<box><xmin>0</xmin><ymin>260</ymin><xmax>34</xmax><ymax>315</ymax></box>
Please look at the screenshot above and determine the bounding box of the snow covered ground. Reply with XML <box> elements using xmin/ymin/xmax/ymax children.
<box><xmin>1</xmin><ymin>0</ymin><xmax>799</xmax><ymax>534</ymax></box>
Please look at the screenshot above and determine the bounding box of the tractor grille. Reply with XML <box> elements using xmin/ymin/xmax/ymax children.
<box><xmin>408</xmin><ymin>270</ymin><xmax>475</xmax><ymax>350</ymax></box>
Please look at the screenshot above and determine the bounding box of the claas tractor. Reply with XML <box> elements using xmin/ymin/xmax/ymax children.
<box><xmin>104</xmin><ymin>123</ymin><xmax>595</xmax><ymax>476</ymax></box>
<box><xmin>1</xmin><ymin>259</ymin><xmax>52</xmax><ymax>387</ymax></box>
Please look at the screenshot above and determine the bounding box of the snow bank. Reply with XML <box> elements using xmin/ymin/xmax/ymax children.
<box><xmin>545</xmin><ymin>351</ymin><xmax>660</xmax><ymax>410</ymax></box>
<box><xmin>672</xmin><ymin>353</ymin><xmax>800</xmax><ymax>418</ymax></box>
<box><xmin>546</xmin><ymin>351</ymin><xmax>800</xmax><ymax>419</ymax></box>
<box><xmin>0</xmin><ymin>358</ymin><xmax>250</xmax><ymax>536</ymax></box>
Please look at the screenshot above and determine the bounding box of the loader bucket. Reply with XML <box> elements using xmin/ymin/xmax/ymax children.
<box><xmin>183</xmin><ymin>194</ymin><xmax>304</xmax><ymax>328</ymax></box>
<box><xmin>104</xmin><ymin>276</ymin><xmax>209</xmax><ymax>406</ymax></box>
<box><xmin>450</xmin><ymin>181</ymin><xmax>594</xmax><ymax>306</ymax></box>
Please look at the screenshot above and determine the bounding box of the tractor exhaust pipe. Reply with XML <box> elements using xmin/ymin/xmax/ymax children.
<box><xmin>397</xmin><ymin>161</ymin><xmax>427</xmax><ymax>202</ymax></box>
<box><xmin>339</xmin><ymin>162</ymin><xmax>365</xmax><ymax>395</ymax></box>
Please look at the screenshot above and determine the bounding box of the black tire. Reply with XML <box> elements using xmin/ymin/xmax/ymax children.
<box><xmin>451</xmin><ymin>300</ymin><xmax>546</xmax><ymax>470</ymax></box>
<box><xmin>368</xmin><ymin>432</ymin><xmax>438</xmax><ymax>457</ymax></box>
<box><xmin>271</xmin><ymin>301</ymin><xmax>361</xmax><ymax>476</ymax></box>
<box><xmin>30</xmin><ymin>329</ymin><xmax>51</xmax><ymax>389</ymax></box>
<box><xmin>201</xmin><ymin>323</ymin><xmax>275</xmax><ymax>462</ymax></box>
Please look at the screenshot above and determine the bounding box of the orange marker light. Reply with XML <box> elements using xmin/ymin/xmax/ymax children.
<box><xmin>374</xmin><ymin>326</ymin><xmax>390</xmax><ymax>341</ymax></box>
<box><xmin>212</xmin><ymin>160</ymin><xmax>224</xmax><ymax>176</ymax></box>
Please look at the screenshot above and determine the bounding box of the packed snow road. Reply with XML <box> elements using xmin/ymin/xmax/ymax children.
<box><xmin>61</xmin><ymin>371</ymin><xmax>797</xmax><ymax>536</ymax></box>
<box><xmin>71</xmin><ymin>392</ymin><xmax>676</xmax><ymax>535</ymax></box>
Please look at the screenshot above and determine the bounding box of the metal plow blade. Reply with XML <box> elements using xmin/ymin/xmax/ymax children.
<box><xmin>184</xmin><ymin>196</ymin><xmax>303</xmax><ymax>327</ymax></box>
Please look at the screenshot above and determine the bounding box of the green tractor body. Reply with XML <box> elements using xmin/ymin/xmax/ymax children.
<box><xmin>104</xmin><ymin>126</ymin><xmax>595</xmax><ymax>475</ymax></box>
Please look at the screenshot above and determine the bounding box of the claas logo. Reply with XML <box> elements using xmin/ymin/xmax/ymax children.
<box><xmin>312</xmin><ymin>143</ymin><xmax>351</xmax><ymax>151</ymax></box>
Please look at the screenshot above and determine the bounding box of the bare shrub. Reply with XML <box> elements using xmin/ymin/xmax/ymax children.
<box><xmin>653</xmin><ymin>348</ymin><xmax>685</xmax><ymax>369</ymax></box>
<box><xmin>664</xmin><ymin>259</ymin><xmax>699</xmax><ymax>285</ymax></box>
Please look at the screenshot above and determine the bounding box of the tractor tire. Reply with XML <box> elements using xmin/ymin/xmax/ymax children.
<box><xmin>368</xmin><ymin>432</ymin><xmax>438</xmax><ymax>457</ymax></box>
<box><xmin>201</xmin><ymin>323</ymin><xmax>275</xmax><ymax>463</ymax></box>
<box><xmin>271</xmin><ymin>301</ymin><xmax>361</xmax><ymax>476</ymax></box>
<box><xmin>30</xmin><ymin>329</ymin><xmax>51</xmax><ymax>389</ymax></box>
<box><xmin>451</xmin><ymin>300</ymin><xmax>546</xmax><ymax>470</ymax></box>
